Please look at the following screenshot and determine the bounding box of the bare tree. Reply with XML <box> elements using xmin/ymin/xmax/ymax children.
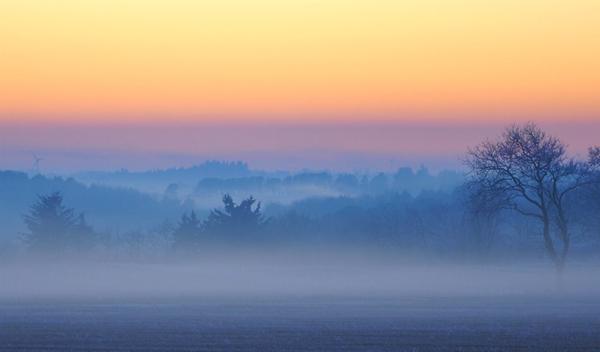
<box><xmin>465</xmin><ymin>123</ymin><xmax>593</xmax><ymax>273</ymax></box>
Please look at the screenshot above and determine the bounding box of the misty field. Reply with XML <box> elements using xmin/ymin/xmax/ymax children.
<box><xmin>1</xmin><ymin>259</ymin><xmax>600</xmax><ymax>351</ymax></box>
<box><xmin>1</xmin><ymin>296</ymin><xmax>599</xmax><ymax>352</ymax></box>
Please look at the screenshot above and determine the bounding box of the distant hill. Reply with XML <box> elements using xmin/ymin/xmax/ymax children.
<box><xmin>70</xmin><ymin>161</ymin><xmax>465</xmax><ymax>207</ymax></box>
<box><xmin>0</xmin><ymin>171</ymin><xmax>188</xmax><ymax>242</ymax></box>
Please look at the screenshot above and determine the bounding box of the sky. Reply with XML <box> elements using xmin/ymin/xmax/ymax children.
<box><xmin>0</xmin><ymin>1</ymin><xmax>599</xmax><ymax>171</ymax></box>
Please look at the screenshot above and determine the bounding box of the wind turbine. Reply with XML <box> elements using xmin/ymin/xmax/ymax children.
<box><xmin>31</xmin><ymin>153</ymin><xmax>44</xmax><ymax>174</ymax></box>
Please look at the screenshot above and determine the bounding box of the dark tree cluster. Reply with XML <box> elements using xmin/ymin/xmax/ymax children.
<box><xmin>194</xmin><ymin>168</ymin><xmax>462</xmax><ymax>197</ymax></box>
<box><xmin>173</xmin><ymin>194</ymin><xmax>267</xmax><ymax>251</ymax></box>
<box><xmin>22</xmin><ymin>192</ymin><xmax>96</xmax><ymax>253</ymax></box>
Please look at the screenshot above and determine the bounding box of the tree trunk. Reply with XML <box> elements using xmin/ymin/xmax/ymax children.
<box><xmin>539</xmin><ymin>214</ymin><xmax>568</xmax><ymax>292</ymax></box>
<box><xmin>541</xmin><ymin>216</ymin><xmax>560</xmax><ymax>269</ymax></box>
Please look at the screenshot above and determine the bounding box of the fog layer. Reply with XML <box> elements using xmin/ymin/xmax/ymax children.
<box><xmin>2</xmin><ymin>251</ymin><xmax>599</xmax><ymax>301</ymax></box>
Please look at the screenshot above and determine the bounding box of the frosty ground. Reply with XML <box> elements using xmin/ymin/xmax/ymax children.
<box><xmin>1</xmin><ymin>296</ymin><xmax>599</xmax><ymax>352</ymax></box>
<box><xmin>1</xmin><ymin>258</ymin><xmax>599</xmax><ymax>351</ymax></box>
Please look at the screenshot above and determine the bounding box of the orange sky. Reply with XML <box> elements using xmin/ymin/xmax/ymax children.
<box><xmin>1</xmin><ymin>1</ymin><xmax>599</xmax><ymax>123</ymax></box>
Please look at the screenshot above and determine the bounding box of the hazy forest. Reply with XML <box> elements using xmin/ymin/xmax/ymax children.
<box><xmin>1</xmin><ymin>123</ymin><xmax>599</xmax><ymax>276</ymax></box>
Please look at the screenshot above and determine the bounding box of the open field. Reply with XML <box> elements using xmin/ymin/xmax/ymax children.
<box><xmin>1</xmin><ymin>296</ymin><xmax>599</xmax><ymax>351</ymax></box>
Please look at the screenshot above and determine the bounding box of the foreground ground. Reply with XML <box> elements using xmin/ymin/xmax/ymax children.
<box><xmin>1</xmin><ymin>296</ymin><xmax>599</xmax><ymax>351</ymax></box>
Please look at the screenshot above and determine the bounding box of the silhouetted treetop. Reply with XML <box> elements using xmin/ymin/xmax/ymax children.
<box><xmin>204</xmin><ymin>194</ymin><xmax>267</xmax><ymax>237</ymax></box>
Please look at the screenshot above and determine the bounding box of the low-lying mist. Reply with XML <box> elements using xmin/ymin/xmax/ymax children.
<box><xmin>2</xmin><ymin>248</ymin><xmax>599</xmax><ymax>302</ymax></box>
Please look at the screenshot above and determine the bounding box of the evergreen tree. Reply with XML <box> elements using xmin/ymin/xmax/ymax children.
<box><xmin>22</xmin><ymin>192</ymin><xmax>95</xmax><ymax>252</ymax></box>
<box><xmin>204</xmin><ymin>194</ymin><xmax>266</xmax><ymax>237</ymax></box>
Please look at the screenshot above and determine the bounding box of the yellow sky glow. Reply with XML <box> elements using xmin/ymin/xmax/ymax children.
<box><xmin>1</xmin><ymin>0</ymin><xmax>599</xmax><ymax>122</ymax></box>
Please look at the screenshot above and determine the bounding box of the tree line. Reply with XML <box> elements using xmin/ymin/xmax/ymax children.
<box><xmin>20</xmin><ymin>192</ymin><xmax>267</xmax><ymax>256</ymax></box>
<box><xmin>10</xmin><ymin>123</ymin><xmax>600</xmax><ymax>273</ymax></box>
